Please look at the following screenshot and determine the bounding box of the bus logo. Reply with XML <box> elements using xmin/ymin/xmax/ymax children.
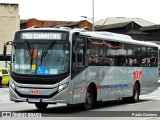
<box><xmin>30</xmin><ymin>90</ymin><xmax>39</xmax><ymax>95</ymax></box>
<box><xmin>133</xmin><ymin>70</ymin><xmax>142</xmax><ymax>82</ymax></box>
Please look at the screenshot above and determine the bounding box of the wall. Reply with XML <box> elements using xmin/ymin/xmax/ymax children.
<box><xmin>78</xmin><ymin>20</ymin><xmax>92</xmax><ymax>30</ymax></box>
<box><xmin>0</xmin><ymin>3</ymin><xmax>20</xmax><ymax>67</ymax></box>
<box><xmin>26</xmin><ymin>19</ymin><xmax>44</xmax><ymax>28</ymax></box>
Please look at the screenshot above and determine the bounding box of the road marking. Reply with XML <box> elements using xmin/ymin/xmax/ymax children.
<box><xmin>140</xmin><ymin>95</ymin><xmax>160</xmax><ymax>99</ymax></box>
<box><xmin>127</xmin><ymin>101</ymin><xmax>153</xmax><ymax>106</ymax></box>
<box><xmin>153</xmin><ymin>97</ymin><xmax>160</xmax><ymax>100</ymax></box>
<box><xmin>0</xmin><ymin>90</ymin><xmax>9</xmax><ymax>93</ymax></box>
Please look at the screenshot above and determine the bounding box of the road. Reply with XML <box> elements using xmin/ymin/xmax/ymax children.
<box><xmin>0</xmin><ymin>87</ymin><xmax>160</xmax><ymax>120</ymax></box>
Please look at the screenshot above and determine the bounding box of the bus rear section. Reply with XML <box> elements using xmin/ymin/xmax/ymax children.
<box><xmin>70</xmin><ymin>31</ymin><xmax>158</xmax><ymax>109</ymax></box>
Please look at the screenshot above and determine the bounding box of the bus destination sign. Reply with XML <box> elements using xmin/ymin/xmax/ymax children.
<box><xmin>21</xmin><ymin>32</ymin><xmax>62</xmax><ymax>40</ymax></box>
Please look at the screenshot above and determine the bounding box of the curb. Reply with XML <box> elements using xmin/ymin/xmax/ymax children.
<box><xmin>0</xmin><ymin>88</ymin><xmax>9</xmax><ymax>93</ymax></box>
<box><xmin>0</xmin><ymin>90</ymin><xmax>9</xmax><ymax>93</ymax></box>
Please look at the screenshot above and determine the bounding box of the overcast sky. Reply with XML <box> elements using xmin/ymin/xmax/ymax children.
<box><xmin>1</xmin><ymin>0</ymin><xmax>160</xmax><ymax>24</ymax></box>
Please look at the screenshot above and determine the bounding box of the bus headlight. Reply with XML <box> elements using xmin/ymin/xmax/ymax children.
<box><xmin>11</xmin><ymin>83</ymin><xmax>15</xmax><ymax>89</ymax></box>
<box><xmin>58</xmin><ymin>83</ymin><xmax>68</xmax><ymax>92</ymax></box>
<box><xmin>10</xmin><ymin>81</ymin><xmax>15</xmax><ymax>90</ymax></box>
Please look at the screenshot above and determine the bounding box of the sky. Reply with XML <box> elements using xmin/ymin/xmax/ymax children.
<box><xmin>1</xmin><ymin>0</ymin><xmax>160</xmax><ymax>24</ymax></box>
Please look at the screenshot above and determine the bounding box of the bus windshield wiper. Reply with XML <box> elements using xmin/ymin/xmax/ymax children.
<box><xmin>42</xmin><ymin>41</ymin><xmax>55</xmax><ymax>57</ymax></box>
<box><xmin>24</xmin><ymin>40</ymin><xmax>31</xmax><ymax>55</ymax></box>
<box><xmin>40</xmin><ymin>41</ymin><xmax>55</xmax><ymax>65</ymax></box>
<box><xmin>24</xmin><ymin>40</ymin><xmax>34</xmax><ymax>66</ymax></box>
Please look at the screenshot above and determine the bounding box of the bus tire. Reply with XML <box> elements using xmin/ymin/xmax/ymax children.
<box><xmin>83</xmin><ymin>87</ymin><xmax>95</xmax><ymax>110</ymax></box>
<box><xmin>35</xmin><ymin>103</ymin><xmax>48</xmax><ymax>109</ymax></box>
<box><xmin>122</xmin><ymin>97</ymin><xmax>130</xmax><ymax>103</ymax></box>
<box><xmin>131</xmin><ymin>83</ymin><xmax>139</xmax><ymax>103</ymax></box>
<box><xmin>0</xmin><ymin>76</ymin><xmax>2</xmax><ymax>86</ymax></box>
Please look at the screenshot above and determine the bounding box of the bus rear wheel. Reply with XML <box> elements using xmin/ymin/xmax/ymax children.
<box><xmin>123</xmin><ymin>83</ymin><xmax>139</xmax><ymax>103</ymax></box>
<box><xmin>131</xmin><ymin>83</ymin><xmax>140</xmax><ymax>103</ymax></box>
<box><xmin>35</xmin><ymin>103</ymin><xmax>48</xmax><ymax>109</ymax></box>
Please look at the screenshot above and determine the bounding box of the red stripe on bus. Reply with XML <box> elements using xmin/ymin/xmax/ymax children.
<box><xmin>85</xmin><ymin>86</ymin><xmax>88</xmax><ymax>90</ymax></box>
<box><xmin>96</xmin><ymin>85</ymin><xmax>101</xmax><ymax>89</ymax></box>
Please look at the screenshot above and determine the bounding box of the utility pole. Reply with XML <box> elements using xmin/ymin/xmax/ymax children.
<box><xmin>92</xmin><ymin>0</ymin><xmax>94</xmax><ymax>31</ymax></box>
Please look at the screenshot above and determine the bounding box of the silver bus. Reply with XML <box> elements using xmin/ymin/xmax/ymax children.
<box><xmin>3</xmin><ymin>27</ymin><xmax>159</xmax><ymax>110</ymax></box>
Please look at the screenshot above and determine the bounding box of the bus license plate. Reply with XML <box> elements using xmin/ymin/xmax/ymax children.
<box><xmin>28</xmin><ymin>98</ymin><xmax>40</xmax><ymax>103</ymax></box>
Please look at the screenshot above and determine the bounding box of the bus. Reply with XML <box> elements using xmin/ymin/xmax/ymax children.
<box><xmin>158</xmin><ymin>45</ymin><xmax>160</xmax><ymax>79</ymax></box>
<box><xmin>3</xmin><ymin>27</ymin><xmax>159</xmax><ymax>110</ymax></box>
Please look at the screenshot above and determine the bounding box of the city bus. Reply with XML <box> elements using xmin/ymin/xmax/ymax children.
<box><xmin>158</xmin><ymin>45</ymin><xmax>160</xmax><ymax>79</ymax></box>
<box><xmin>3</xmin><ymin>27</ymin><xmax>159</xmax><ymax>110</ymax></box>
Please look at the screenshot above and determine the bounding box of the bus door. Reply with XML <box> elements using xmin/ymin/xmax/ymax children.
<box><xmin>71</xmin><ymin>35</ymin><xmax>87</xmax><ymax>103</ymax></box>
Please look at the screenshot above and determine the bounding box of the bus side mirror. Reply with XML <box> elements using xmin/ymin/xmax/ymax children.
<box><xmin>78</xmin><ymin>53</ymin><xmax>83</xmax><ymax>62</ymax></box>
<box><xmin>3</xmin><ymin>45</ymin><xmax>7</xmax><ymax>59</ymax></box>
<box><xmin>86</xmin><ymin>49</ymin><xmax>91</xmax><ymax>55</ymax></box>
<box><xmin>78</xmin><ymin>43</ymin><xmax>85</xmax><ymax>47</ymax></box>
<box><xmin>72</xmin><ymin>53</ymin><xmax>75</xmax><ymax>62</ymax></box>
<box><xmin>3</xmin><ymin>41</ymin><xmax>13</xmax><ymax>60</ymax></box>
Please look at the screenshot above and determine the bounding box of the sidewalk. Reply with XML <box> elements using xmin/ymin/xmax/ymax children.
<box><xmin>0</xmin><ymin>87</ymin><xmax>11</xmax><ymax>103</ymax></box>
<box><xmin>0</xmin><ymin>87</ymin><xmax>9</xmax><ymax>93</ymax></box>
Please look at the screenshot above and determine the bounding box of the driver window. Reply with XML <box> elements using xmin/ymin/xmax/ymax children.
<box><xmin>72</xmin><ymin>36</ymin><xmax>85</xmax><ymax>72</ymax></box>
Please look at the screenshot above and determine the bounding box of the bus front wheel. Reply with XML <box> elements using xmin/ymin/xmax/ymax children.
<box><xmin>83</xmin><ymin>87</ymin><xmax>95</xmax><ymax>110</ymax></box>
<box><xmin>35</xmin><ymin>103</ymin><xmax>48</xmax><ymax>109</ymax></box>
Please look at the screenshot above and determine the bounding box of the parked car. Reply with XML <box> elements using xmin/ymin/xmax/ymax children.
<box><xmin>0</xmin><ymin>68</ymin><xmax>10</xmax><ymax>86</ymax></box>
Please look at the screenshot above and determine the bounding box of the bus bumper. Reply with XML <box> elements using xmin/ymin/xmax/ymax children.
<box><xmin>9</xmin><ymin>83</ymin><xmax>71</xmax><ymax>104</ymax></box>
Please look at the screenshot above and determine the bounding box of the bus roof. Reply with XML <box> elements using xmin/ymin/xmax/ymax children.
<box><xmin>76</xmin><ymin>31</ymin><xmax>158</xmax><ymax>47</ymax></box>
<box><xmin>18</xmin><ymin>27</ymin><xmax>158</xmax><ymax>47</ymax></box>
<box><xmin>158</xmin><ymin>45</ymin><xmax>160</xmax><ymax>49</ymax></box>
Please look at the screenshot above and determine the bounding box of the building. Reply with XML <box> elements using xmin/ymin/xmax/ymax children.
<box><xmin>140</xmin><ymin>25</ymin><xmax>160</xmax><ymax>44</ymax></box>
<box><xmin>43</xmin><ymin>20</ymin><xmax>72</xmax><ymax>28</ymax></box>
<box><xmin>20</xmin><ymin>18</ymin><xmax>44</xmax><ymax>29</ymax></box>
<box><xmin>0</xmin><ymin>3</ymin><xmax>20</xmax><ymax>67</ymax></box>
<box><xmin>20</xmin><ymin>18</ymin><xmax>72</xmax><ymax>29</ymax></box>
<box><xmin>94</xmin><ymin>17</ymin><xmax>160</xmax><ymax>43</ymax></box>
<box><xmin>20</xmin><ymin>18</ymin><xmax>92</xmax><ymax>30</ymax></box>
<box><xmin>95</xmin><ymin>17</ymin><xmax>155</xmax><ymax>27</ymax></box>
<box><xmin>51</xmin><ymin>20</ymin><xmax>92</xmax><ymax>30</ymax></box>
<box><xmin>95</xmin><ymin>21</ymin><xmax>148</xmax><ymax>40</ymax></box>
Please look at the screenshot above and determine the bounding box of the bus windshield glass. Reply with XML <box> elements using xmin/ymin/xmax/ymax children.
<box><xmin>12</xmin><ymin>41</ymin><xmax>70</xmax><ymax>75</ymax></box>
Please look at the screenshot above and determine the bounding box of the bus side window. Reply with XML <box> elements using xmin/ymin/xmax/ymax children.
<box><xmin>72</xmin><ymin>36</ymin><xmax>85</xmax><ymax>73</ymax></box>
<box><xmin>127</xmin><ymin>44</ymin><xmax>138</xmax><ymax>66</ymax></box>
<box><xmin>149</xmin><ymin>47</ymin><xmax>158</xmax><ymax>67</ymax></box>
<box><xmin>72</xmin><ymin>52</ymin><xmax>76</xmax><ymax>62</ymax></box>
<box><xmin>72</xmin><ymin>43</ymin><xmax>78</xmax><ymax>69</ymax></box>
<box><xmin>78</xmin><ymin>50</ymin><xmax>83</xmax><ymax>62</ymax></box>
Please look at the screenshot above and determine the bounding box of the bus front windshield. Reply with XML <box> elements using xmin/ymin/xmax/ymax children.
<box><xmin>12</xmin><ymin>41</ymin><xmax>70</xmax><ymax>75</ymax></box>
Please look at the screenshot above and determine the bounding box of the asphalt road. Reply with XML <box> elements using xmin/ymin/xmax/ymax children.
<box><xmin>1</xmin><ymin>87</ymin><xmax>160</xmax><ymax>120</ymax></box>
